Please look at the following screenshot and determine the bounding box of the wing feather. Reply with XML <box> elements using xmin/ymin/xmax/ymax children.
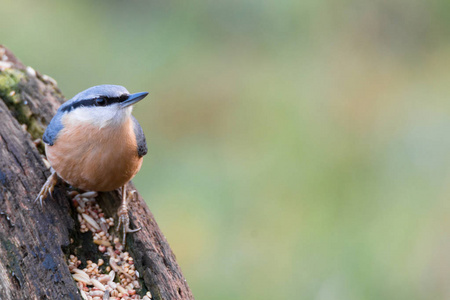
<box><xmin>132</xmin><ymin>116</ymin><xmax>147</xmax><ymax>157</ymax></box>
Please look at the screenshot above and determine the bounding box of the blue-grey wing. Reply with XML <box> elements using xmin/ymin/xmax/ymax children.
<box><xmin>42</xmin><ymin>112</ymin><xmax>64</xmax><ymax>146</ymax></box>
<box><xmin>132</xmin><ymin>116</ymin><xmax>147</xmax><ymax>157</ymax></box>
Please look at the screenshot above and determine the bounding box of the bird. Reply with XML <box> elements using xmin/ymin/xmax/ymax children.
<box><xmin>35</xmin><ymin>84</ymin><xmax>149</xmax><ymax>244</ymax></box>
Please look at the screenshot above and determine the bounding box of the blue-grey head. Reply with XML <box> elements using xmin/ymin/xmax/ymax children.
<box><xmin>60</xmin><ymin>85</ymin><xmax>148</xmax><ymax>126</ymax></box>
<box><xmin>43</xmin><ymin>85</ymin><xmax>148</xmax><ymax>146</ymax></box>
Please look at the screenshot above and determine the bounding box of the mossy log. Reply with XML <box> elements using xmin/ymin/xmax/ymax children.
<box><xmin>0</xmin><ymin>46</ymin><xmax>193</xmax><ymax>300</ymax></box>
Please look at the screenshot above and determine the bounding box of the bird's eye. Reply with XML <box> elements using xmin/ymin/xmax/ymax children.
<box><xmin>95</xmin><ymin>98</ymin><xmax>107</xmax><ymax>106</ymax></box>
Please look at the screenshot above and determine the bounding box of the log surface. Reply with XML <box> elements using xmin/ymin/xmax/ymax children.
<box><xmin>0</xmin><ymin>46</ymin><xmax>193</xmax><ymax>300</ymax></box>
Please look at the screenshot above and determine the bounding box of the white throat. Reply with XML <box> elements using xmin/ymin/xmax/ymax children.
<box><xmin>66</xmin><ymin>105</ymin><xmax>133</xmax><ymax>129</ymax></box>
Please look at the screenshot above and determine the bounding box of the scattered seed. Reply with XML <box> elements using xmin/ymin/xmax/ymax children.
<box><xmin>108</xmin><ymin>281</ymin><xmax>117</xmax><ymax>290</ymax></box>
<box><xmin>116</xmin><ymin>285</ymin><xmax>127</xmax><ymax>295</ymax></box>
<box><xmin>80</xmin><ymin>289</ymin><xmax>89</xmax><ymax>300</ymax></box>
<box><xmin>94</xmin><ymin>239</ymin><xmax>111</xmax><ymax>246</ymax></box>
<box><xmin>26</xmin><ymin>66</ymin><xmax>36</xmax><ymax>77</ymax></box>
<box><xmin>67</xmin><ymin>191</ymin><xmax>143</xmax><ymax>299</ymax></box>
<box><xmin>42</xmin><ymin>74</ymin><xmax>57</xmax><ymax>85</ymax></box>
<box><xmin>103</xmin><ymin>289</ymin><xmax>110</xmax><ymax>300</ymax></box>
<box><xmin>91</xmin><ymin>279</ymin><xmax>106</xmax><ymax>291</ymax></box>
<box><xmin>81</xmin><ymin>191</ymin><xmax>98</xmax><ymax>198</ymax></box>
<box><xmin>72</xmin><ymin>268</ymin><xmax>90</xmax><ymax>280</ymax></box>
<box><xmin>98</xmin><ymin>275</ymin><xmax>110</xmax><ymax>283</ymax></box>
<box><xmin>72</xmin><ymin>273</ymin><xmax>91</xmax><ymax>285</ymax></box>
<box><xmin>82</xmin><ymin>213</ymin><xmax>101</xmax><ymax>230</ymax></box>
<box><xmin>90</xmin><ymin>290</ymin><xmax>104</xmax><ymax>297</ymax></box>
<box><xmin>0</xmin><ymin>61</ymin><xmax>12</xmax><ymax>71</ymax></box>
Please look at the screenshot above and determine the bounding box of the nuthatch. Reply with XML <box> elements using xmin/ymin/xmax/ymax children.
<box><xmin>36</xmin><ymin>85</ymin><xmax>149</xmax><ymax>243</ymax></box>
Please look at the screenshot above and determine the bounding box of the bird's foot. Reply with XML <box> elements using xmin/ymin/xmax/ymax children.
<box><xmin>116</xmin><ymin>188</ymin><xmax>141</xmax><ymax>245</ymax></box>
<box><xmin>35</xmin><ymin>169</ymin><xmax>58</xmax><ymax>207</ymax></box>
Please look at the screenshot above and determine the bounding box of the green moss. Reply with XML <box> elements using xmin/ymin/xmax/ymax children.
<box><xmin>0</xmin><ymin>69</ymin><xmax>23</xmax><ymax>104</ymax></box>
<box><xmin>0</xmin><ymin>69</ymin><xmax>45</xmax><ymax>149</ymax></box>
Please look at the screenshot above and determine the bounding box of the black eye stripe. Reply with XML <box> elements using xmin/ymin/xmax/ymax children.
<box><xmin>61</xmin><ymin>96</ymin><xmax>125</xmax><ymax>112</ymax></box>
<box><xmin>119</xmin><ymin>94</ymin><xmax>129</xmax><ymax>101</ymax></box>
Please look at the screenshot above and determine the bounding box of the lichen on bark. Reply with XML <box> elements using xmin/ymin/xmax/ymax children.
<box><xmin>0</xmin><ymin>68</ymin><xmax>45</xmax><ymax>141</ymax></box>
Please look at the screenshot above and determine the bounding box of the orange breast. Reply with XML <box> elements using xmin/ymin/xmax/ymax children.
<box><xmin>45</xmin><ymin>117</ymin><xmax>143</xmax><ymax>191</ymax></box>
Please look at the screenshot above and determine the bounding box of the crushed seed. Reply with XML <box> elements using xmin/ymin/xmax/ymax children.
<box><xmin>26</xmin><ymin>66</ymin><xmax>36</xmax><ymax>77</ymax></box>
<box><xmin>67</xmin><ymin>191</ymin><xmax>150</xmax><ymax>299</ymax></box>
<box><xmin>41</xmin><ymin>74</ymin><xmax>57</xmax><ymax>86</ymax></box>
<box><xmin>0</xmin><ymin>61</ymin><xmax>12</xmax><ymax>71</ymax></box>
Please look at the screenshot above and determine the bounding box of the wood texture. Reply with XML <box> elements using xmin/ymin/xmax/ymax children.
<box><xmin>0</xmin><ymin>45</ymin><xmax>193</xmax><ymax>300</ymax></box>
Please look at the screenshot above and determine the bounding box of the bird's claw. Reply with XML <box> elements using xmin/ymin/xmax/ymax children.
<box><xmin>116</xmin><ymin>213</ymin><xmax>141</xmax><ymax>245</ymax></box>
<box><xmin>116</xmin><ymin>189</ymin><xmax>141</xmax><ymax>245</ymax></box>
<box><xmin>35</xmin><ymin>170</ymin><xmax>58</xmax><ymax>207</ymax></box>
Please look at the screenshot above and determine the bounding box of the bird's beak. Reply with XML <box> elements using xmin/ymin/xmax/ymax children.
<box><xmin>120</xmin><ymin>92</ymin><xmax>149</xmax><ymax>108</ymax></box>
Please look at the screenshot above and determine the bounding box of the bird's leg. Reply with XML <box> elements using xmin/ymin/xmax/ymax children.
<box><xmin>116</xmin><ymin>184</ymin><xmax>141</xmax><ymax>245</ymax></box>
<box><xmin>35</xmin><ymin>168</ymin><xmax>59</xmax><ymax>207</ymax></box>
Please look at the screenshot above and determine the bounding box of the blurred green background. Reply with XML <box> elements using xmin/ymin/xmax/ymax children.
<box><xmin>3</xmin><ymin>0</ymin><xmax>450</xmax><ymax>299</ymax></box>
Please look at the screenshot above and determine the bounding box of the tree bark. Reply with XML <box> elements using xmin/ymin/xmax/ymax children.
<box><xmin>0</xmin><ymin>46</ymin><xmax>193</xmax><ymax>300</ymax></box>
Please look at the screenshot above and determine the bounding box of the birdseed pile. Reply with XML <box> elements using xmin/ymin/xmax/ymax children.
<box><xmin>67</xmin><ymin>190</ymin><xmax>152</xmax><ymax>300</ymax></box>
